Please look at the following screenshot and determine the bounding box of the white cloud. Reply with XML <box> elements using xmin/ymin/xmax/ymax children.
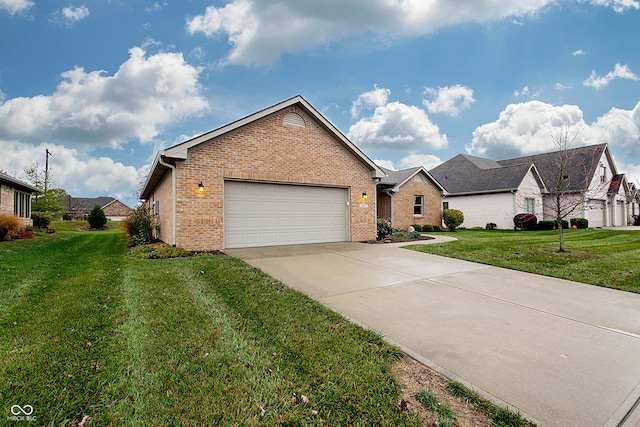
<box><xmin>590</xmin><ymin>101</ymin><xmax>640</xmax><ymax>156</ymax></box>
<box><xmin>583</xmin><ymin>63</ymin><xmax>640</xmax><ymax>89</ymax></box>
<box><xmin>146</xmin><ymin>1</ymin><xmax>168</xmax><ymax>13</ymax></box>
<box><xmin>590</xmin><ymin>0</ymin><xmax>639</xmax><ymax>13</ymax></box>
<box><xmin>348</xmin><ymin>101</ymin><xmax>448</xmax><ymax>152</ymax></box>
<box><xmin>397</xmin><ymin>153</ymin><xmax>443</xmax><ymax>170</ymax></box>
<box><xmin>468</xmin><ymin>100</ymin><xmax>640</xmax><ymax>162</ymax></box>
<box><xmin>373</xmin><ymin>159</ymin><xmax>396</xmax><ymax>170</ymax></box>
<box><xmin>467</xmin><ymin>101</ymin><xmax>590</xmax><ymax>158</ymax></box>
<box><xmin>374</xmin><ymin>154</ymin><xmax>443</xmax><ymax>171</ymax></box>
<box><xmin>0</xmin><ymin>141</ymin><xmax>145</xmax><ymax>205</ymax></box>
<box><xmin>423</xmin><ymin>84</ymin><xmax>475</xmax><ymax>116</ymax></box>
<box><xmin>572</xmin><ymin>49</ymin><xmax>586</xmax><ymax>56</ymax></box>
<box><xmin>514</xmin><ymin>86</ymin><xmax>530</xmax><ymax>97</ymax></box>
<box><xmin>61</xmin><ymin>5</ymin><xmax>89</xmax><ymax>23</ymax></box>
<box><xmin>0</xmin><ymin>46</ymin><xmax>208</xmax><ymax>148</ymax></box>
<box><xmin>351</xmin><ymin>85</ymin><xmax>390</xmax><ymax>119</ymax></box>
<box><xmin>0</xmin><ymin>0</ymin><xmax>33</xmax><ymax>14</ymax></box>
<box><xmin>186</xmin><ymin>0</ymin><xmax>559</xmax><ymax>66</ymax></box>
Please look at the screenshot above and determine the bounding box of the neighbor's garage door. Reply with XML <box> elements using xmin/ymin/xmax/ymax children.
<box><xmin>585</xmin><ymin>200</ymin><xmax>604</xmax><ymax>228</ymax></box>
<box><xmin>224</xmin><ymin>181</ymin><xmax>349</xmax><ymax>248</ymax></box>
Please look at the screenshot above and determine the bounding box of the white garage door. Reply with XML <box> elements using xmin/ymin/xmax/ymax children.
<box><xmin>585</xmin><ymin>200</ymin><xmax>604</xmax><ymax>228</ymax></box>
<box><xmin>224</xmin><ymin>181</ymin><xmax>349</xmax><ymax>248</ymax></box>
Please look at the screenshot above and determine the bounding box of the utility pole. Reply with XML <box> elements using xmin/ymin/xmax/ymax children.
<box><xmin>45</xmin><ymin>148</ymin><xmax>51</xmax><ymax>194</ymax></box>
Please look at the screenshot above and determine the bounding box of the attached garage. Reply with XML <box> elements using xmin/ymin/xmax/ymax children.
<box><xmin>224</xmin><ymin>181</ymin><xmax>349</xmax><ymax>248</ymax></box>
<box><xmin>139</xmin><ymin>96</ymin><xmax>384</xmax><ymax>252</ymax></box>
<box><xmin>585</xmin><ymin>200</ymin><xmax>604</xmax><ymax>228</ymax></box>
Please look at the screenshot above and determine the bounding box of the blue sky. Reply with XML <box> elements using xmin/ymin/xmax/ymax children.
<box><xmin>1</xmin><ymin>0</ymin><xmax>639</xmax><ymax>208</ymax></box>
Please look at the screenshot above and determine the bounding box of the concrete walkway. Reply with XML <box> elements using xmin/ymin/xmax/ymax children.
<box><xmin>226</xmin><ymin>239</ymin><xmax>640</xmax><ymax>427</ymax></box>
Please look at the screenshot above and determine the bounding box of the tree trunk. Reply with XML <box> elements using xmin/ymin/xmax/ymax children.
<box><xmin>557</xmin><ymin>220</ymin><xmax>565</xmax><ymax>252</ymax></box>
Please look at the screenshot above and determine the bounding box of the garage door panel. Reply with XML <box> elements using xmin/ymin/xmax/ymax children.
<box><xmin>224</xmin><ymin>181</ymin><xmax>348</xmax><ymax>248</ymax></box>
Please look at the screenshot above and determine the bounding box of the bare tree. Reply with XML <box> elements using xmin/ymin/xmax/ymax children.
<box><xmin>541</xmin><ymin>125</ymin><xmax>606</xmax><ymax>252</ymax></box>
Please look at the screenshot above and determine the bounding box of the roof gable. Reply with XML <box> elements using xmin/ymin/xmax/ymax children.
<box><xmin>378</xmin><ymin>166</ymin><xmax>446</xmax><ymax>193</ymax></box>
<box><xmin>498</xmin><ymin>143</ymin><xmax>609</xmax><ymax>193</ymax></box>
<box><xmin>141</xmin><ymin>95</ymin><xmax>384</xmax><ymax>199</ymax></box>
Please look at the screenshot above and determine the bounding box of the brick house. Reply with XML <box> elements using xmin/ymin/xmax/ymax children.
<box><xmin>61</xmin><ymin>196</ymin><xmax>132</xmax><ymax>221</ymax></box>
<box><xmin>140</xmin><ymin>96</ymin><xmax>385</xmax><ymax>251</ymax></box>
<box><xmin>0</xmin><ymin>171</ymin><xmax>40</xmax><ymax>226</ymax></box>
<box><xmin>376</xmin><ymin>166</ymin><xmax>445</xmax><ymax>230</ymax></box>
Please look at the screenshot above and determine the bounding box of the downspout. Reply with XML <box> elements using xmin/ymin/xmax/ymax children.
<box><xmin>158</xmin><ymin>153</ymin><xmax>177</xmax><ymax>247</ymax></box>
<box><xmin>386</xmin><ymin>189</ymin><xmax>396</xmax><ymax>225</ymax></box>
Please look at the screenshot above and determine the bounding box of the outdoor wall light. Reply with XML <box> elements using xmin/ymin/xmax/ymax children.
<box><xmin>361</xmin><ymin>192</ymin><xmax>368</xmax><ymax>201</ymax></box>
<box><xmin>198</xmin><ymin>182</ymin><xmax>205</xmax><ymax>193</ymax></box>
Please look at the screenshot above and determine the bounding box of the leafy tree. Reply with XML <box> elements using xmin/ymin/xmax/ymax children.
<box><xmin>24</xmin><ymin>163</ymin><xmax>65</xmax><ymax>216</ymax></box>
<box><xmin>443</xmin><ymin>209</ymin><xmax>464</xmax><ymax>232</ymax></box>
<box><xmin>87</xmin><ymin>204</ymin><xmax>107</xmax><ymax>229</ymax></box>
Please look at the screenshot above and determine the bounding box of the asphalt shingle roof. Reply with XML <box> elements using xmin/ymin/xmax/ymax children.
<box><xmin>429</xmin><ymin>154</ymin><xmax>535</xmax><ymax>195</ymax></box>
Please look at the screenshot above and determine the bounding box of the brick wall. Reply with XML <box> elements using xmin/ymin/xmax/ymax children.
<box><xmin>377</xmin><ymin>190</ymin><xmax>392</xmax><ymax>220</ymax></box>
<box><xmin>391</xmin><ymin>173</ymin><xmax>443</xmax><ymax>230</ymax></box>
<box><xmin>149</xmin><ymin>107</ymin><xmax>378</xmax><ymax>251</ymax></box>
<box><xmin>0</xmin><ymin>183</ymin><xmax>12</xmax><ymax>216</ymax></box>
<box><xmin>104</xmin><ymin>200</ymin><xmax>132</xmax><ymax>217</ymax></box>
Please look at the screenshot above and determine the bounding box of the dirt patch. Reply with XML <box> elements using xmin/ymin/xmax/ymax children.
<box><xmin>392</xmin><ymin>356</ymin><xmax>491</xmax><ymax>427</ymax></box>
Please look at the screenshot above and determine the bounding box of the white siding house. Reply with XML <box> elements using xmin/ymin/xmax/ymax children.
<box><xmin>430</xmin><ymin>155</ymin><xmax>545</xmax><ymax>229</ymax></box>
<box><xmin>431</xmin><ymin>144</ymin><xmax>631</xmax><ymax>229</ymax></box>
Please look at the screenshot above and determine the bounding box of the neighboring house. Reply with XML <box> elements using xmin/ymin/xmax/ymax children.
<box><xmin>431</xmin><ymin>143</ymin><xmax>629</xmax><ymax>229</ymax></box>
<box><xmin>140</xmin><ymin>95</ymin><xmax>384</xmax><ymax>251</ymax></box>
<box><xmin>376</xmin><ymin>166</ymin><xmax>445</xmax><ymax>230</ymax></box>
<box><xmin>62</xmin><ymin>196</ymin><xmax>132</xmax><ymax>221</ymax></box>
<box><xmin>430</xmin><ymin>155</ymin><xmax>546</xmax><ymax>229</ymax></box>
<box><xmin>628</xmin><ymin>183</ymin><xmax>640</xmax><ymax>224</ymax></box>
<box><xmin>0</xmin><ymin>171</ymin><xmax>40</xmax><ymax>226</ymax></box>
<box><xmin>499</xmin><ymin>144</ymin><xmax>628</xmax><ymax>228</ymax></box>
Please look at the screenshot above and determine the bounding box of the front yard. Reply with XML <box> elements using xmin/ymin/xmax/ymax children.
<box><xmin>407</xmin><ymin>229</ymin><xmax>640</xmax><ymax>293</ymax></box>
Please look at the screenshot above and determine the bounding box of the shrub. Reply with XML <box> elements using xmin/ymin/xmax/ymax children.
<box><xmin>377</xmin><ymin>218</ymin><xmax>393</xmax><ymax>240</ymax></box>
<box><xmin>0</xmin><ymin>214</ymin><xmax>24</xmax><ymax>241</ymax></box>
<box><xmin>443</xmin><ymin>209</ymin><xmax>464</xmax><ymax>232</ymax></box>
<box><xmin>471</xmin><ymin>226</ymin><xmax>484</xmax><ymax>230</ymax></box>
<box><xmin>635</xmin><ymin>215</ymin><xmax>640</xmax><ymax>226</ymax></box>
<box><xmin>123</xmin><ymin>205</ymin><xmax>155</xmax><ymax>246</ymax></box>
<box><xmin>422</xmin><ymin>224</ymin><xmax>434</xmax><ymax>232</ymax></box>
<box><xmin>432</xmin><ymin>225</ymin><xmax>441</xmax><ymax>232</ymax></box>
<box><xmin>513</xmin><ymin>213</ymin><xmax>537</xmax><ymax>231</ymax></box>
<box><xmin>537</xmin><ymin>220</ymin><xmax>556</xmax><ymax>230</ymax></box>
<box><xmin>129</xmin><ymin>243</ymin><xmax>191</xmax><ymax>259</ymax></box>
<box><xmin>558</xmin><ymin>219</ymin><xmax>569</xmax><ymax>229</ymax></box>
<box><xmin>411</xmin><ymin>224</ymin><xmax>422</xmax><ymax>232</ymax></box>
<box><xmin>31</xmin><ymin>211</ymin><xmax>52</xmax><ymax>229</ymax></box>
<box><xmin>87</xmin><ymin>204</ymin><xmax>107</xmax><ymax>229</ymax></box>
<box><xmin>408</xmin><ymin>230</ymin><xmax>422</xmax><ymax>239</ymax></box>
<box><xmin>485</xmin><ymin>222</ymin><xmax>497</xmax><ymax>230</ymax></box>
<box><xmin>570</xmin><ymin>218</ymin><xmax>589</xmax><ymax>229</ymax></box>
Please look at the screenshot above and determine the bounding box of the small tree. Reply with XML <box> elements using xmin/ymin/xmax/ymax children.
<box><xmin>87</xmin><ymin>204</ymin><xmax>107</xmax><ymax>229</ymax></box>
<box><xmin>23</xmin><ymin>163</ymin><xmax>65</xmax><ymax>217</ymax></box>
<box><xmin>123</xmin><ymin>205</ymin><xmax>155</xmax><ymax>245</ymax></box>
<box><xmin>443</xmin><ymin>209</ymin><xmax>464</xmax><ymax>232</ymax></box>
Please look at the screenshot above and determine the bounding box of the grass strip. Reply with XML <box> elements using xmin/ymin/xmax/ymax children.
<box><xmin>447</xmin><ymin>381</ymin><xmax>534</xmax><ymax>426</ymax></box>
<box><xmin>2</xmin><ymin>224</ymin><xmax>422</xmax><ymax>426</ymax></box>
<box><xmin>408</xmin><ymin>229</ymin><xmax>640</xmax><ymax>293</ymax></box>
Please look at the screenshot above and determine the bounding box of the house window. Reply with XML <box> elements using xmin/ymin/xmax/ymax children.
<box><xmin>414</xmin><ymin>195</ymin><xmax>424</xmax><ymax>216</ymax></box>
<box><xmin>13</xmin><ymin>190</ymin><xmax>31</xmax><ymax>218</ymax></box>
<box><xmin>443</xmin><ymin>201</ymin><xmax>449</xmax><ymax>210</ymax></box>
<box><xmin>525</xmin><ymin>198</ymin><xmax>535</xmax><ymax>214</ymax></box>
<box><xmin>600</xmin><ymin>165</ymin><xmax>607</xmax><ymax>183</ymax></box>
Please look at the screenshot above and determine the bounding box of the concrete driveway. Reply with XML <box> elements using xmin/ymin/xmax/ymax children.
<box><xmin>226</xmin><ymin>240</ymin><xmax>640</xmax><ymax>427</ymax></box>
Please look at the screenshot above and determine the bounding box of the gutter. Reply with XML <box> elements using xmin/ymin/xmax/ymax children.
<box><xmin>158</xmin><ymin>152</ymin><xmax>177</xmax><ymax>247</ymax></box>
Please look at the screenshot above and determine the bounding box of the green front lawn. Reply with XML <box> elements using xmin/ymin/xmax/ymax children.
<box><xmin>0</xmin><ymin>223</ymin><xmax>420</xmax><ymax>426</ymax></box>
<box><xmin>407</xmin><ymin>229</ymin><xmax>640</xmax><ymax>293</ymax></box>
